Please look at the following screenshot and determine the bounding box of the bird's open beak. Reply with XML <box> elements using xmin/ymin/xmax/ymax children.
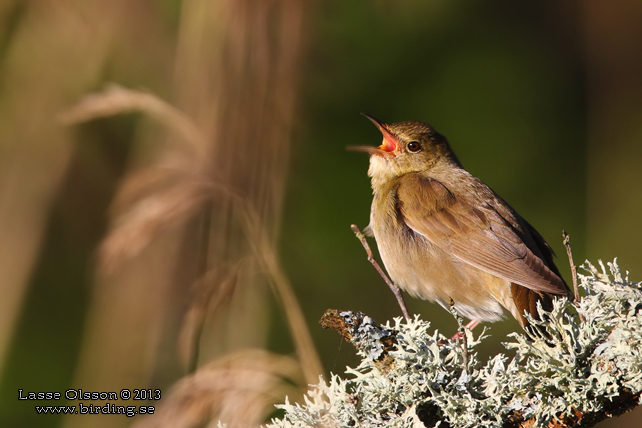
<box><xmin>347</xmin><ymin>113</ymin><xmax>399</xmax><ymax>156</ymax></box>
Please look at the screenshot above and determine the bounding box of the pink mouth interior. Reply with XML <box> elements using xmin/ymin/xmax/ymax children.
<box><xmin>380</xmin><ymin>135</ymin><xmax>398</xmax><ymax>152</ymax></box>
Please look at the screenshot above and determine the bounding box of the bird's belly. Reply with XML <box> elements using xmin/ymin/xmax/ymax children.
<box><xmin>375</xmin><ymin>227</ymin><xmax>510</xmax><ymax>322</ymax></box>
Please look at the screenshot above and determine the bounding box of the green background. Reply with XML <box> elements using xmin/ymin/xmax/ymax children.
<box><xmin>2</xmin><ymin>1</ymin><xmax>641</xmax><ymax>427</ymax></box>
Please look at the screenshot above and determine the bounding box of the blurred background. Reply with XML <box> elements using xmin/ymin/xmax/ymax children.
<box><xmin>0</xmin><ymin>1</ymin><xmax>641</xmax><ymax>427</ymax></box>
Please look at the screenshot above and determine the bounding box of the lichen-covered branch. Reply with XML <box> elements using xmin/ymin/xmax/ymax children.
<box><xmin>267</xmin><ymin>260</ymin><xmax>642</xmax><ymax>428</ymax></box>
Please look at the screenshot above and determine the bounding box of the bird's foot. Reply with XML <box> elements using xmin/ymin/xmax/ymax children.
<box><xmin>450</xmin><ymin>320</ymin><xmax>480</xmax><ymax>341</ymax></box>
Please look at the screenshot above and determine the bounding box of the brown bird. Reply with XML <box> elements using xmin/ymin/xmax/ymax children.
<box><xmin>350</xmin><ymin>115</ymin><xmax>571</xmax><ymax>329</ymax></box>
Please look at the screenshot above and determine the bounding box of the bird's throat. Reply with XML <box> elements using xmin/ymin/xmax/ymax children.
<box><xmin>368</xmin><ymin>155</ymin><xmax>399</xmax><ymax>191</ymax></box>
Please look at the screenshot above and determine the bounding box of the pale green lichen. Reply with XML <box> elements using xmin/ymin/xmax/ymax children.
<box><xmin>267</xmin><ymin>260</ymin><xmax>642</xmax><ymax>428</ymax></box>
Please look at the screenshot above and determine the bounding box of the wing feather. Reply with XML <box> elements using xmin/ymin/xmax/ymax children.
<box><xmin>397</xmin><ymin>174</ymin><xmax>568</xmax><ymax>295</ymax></box>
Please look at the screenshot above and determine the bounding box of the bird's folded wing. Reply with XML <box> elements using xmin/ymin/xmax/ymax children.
<box><xmin>397</xmin><ymin>175</ymin><xmax>567</xmax><ymax>295</ymax></box>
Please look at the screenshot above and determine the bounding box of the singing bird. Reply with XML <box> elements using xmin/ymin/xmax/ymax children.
<box><xmin>351</xmin><ymin>115</ymin><xmax>571</xmax><ymax>329</ymax></box>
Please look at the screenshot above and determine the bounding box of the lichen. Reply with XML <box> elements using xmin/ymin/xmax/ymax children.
<box><xmin>267</xmin><ymin>260</ymin><xmax>642</xmax><ymax>428</ymax></box>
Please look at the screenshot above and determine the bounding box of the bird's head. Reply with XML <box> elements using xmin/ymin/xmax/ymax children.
<box><xmin>349</xmin><ymin>114</ymin><xmax>460</xmax><ymax>186</ymax></box>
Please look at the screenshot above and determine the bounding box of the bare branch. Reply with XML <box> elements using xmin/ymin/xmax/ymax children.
<box><xmin>562</xmin><ymin>230</ymin><xmax>580</xmax><ymax>302</ymax></box>
<box><xmin>351</xmin><ymin>224</ymin><xmax>411</xmax><ymax>320</ymax></box>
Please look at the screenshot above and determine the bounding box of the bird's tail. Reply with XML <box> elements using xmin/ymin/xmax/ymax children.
<box><xmin>510</xmin><ymin>283</ymin><xmax>556</xmax><ymax>333</ymax></box>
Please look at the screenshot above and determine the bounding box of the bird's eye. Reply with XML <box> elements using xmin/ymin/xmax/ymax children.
<box><xmin>407</xmin><ymin>141</ymin><xmax>421</xmax><ymax>152</ymax></box>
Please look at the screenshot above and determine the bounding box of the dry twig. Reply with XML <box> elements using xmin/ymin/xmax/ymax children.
<box><xmin>562</xmin><ymin>230</ymin><xmax>580</xmax><ymax>302</ymax></box>
<box><xmin>351</xmin><ymin>224</ymin><xmax>411</xmax><ymax>320</ymax></box>
<box><xmin>449</xmin><ymin>298</ymin><xmax>468</xmax><ymax>368</ymax></box>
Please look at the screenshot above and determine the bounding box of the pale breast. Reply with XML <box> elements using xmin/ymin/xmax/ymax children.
<box><xmin>370</xmin><ymin>191</ymin><xmax>513</xmax><ymax>322</ymax></box>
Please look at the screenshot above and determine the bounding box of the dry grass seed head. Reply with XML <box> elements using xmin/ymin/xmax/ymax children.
<box><xmin>133</xmin><ymin>349</ymin><xmax>303</xmax><ymax>428</ymax></box>
<box><xmin>99</xmin><ymin>174</ymin><xmax>212</xmax><ymax>273</ymax></box>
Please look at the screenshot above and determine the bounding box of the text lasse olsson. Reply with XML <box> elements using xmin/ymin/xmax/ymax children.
<box><xmin>18</xmin><ymin>388</ymin><xmax>160</xmax><ymax>400</ymax></box>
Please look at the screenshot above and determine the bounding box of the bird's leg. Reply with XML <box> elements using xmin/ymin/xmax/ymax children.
<box><xmin>465</xmin><ymin>319</ymin><xmax>480</xmax><ymax>330</ymax></box>
<box><xmin>351</xmin><ymin>224</ymin><xmax>412</xmax><ymax>320</ymax></box>
<box><xmin>449</xmin><ymin>298</ymin><xmax>469</xmax><ymax>368</ymax></box>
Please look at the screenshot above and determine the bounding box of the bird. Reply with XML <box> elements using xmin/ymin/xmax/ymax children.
<box><xmin>349</xmin><ymin>114</ymin><xmax>571</xmax><ymax>329</ymax></box>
